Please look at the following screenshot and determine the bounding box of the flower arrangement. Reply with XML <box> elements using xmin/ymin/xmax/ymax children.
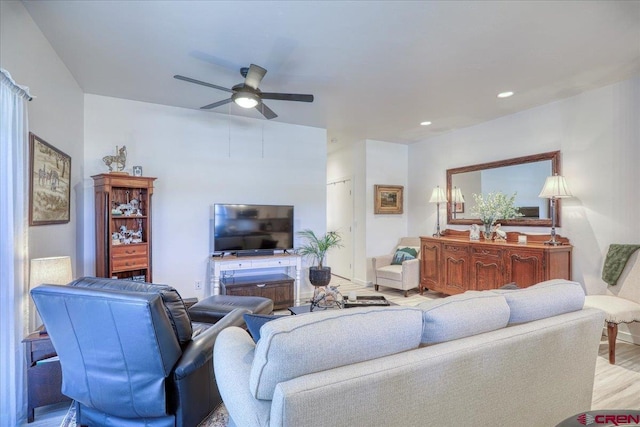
<box><xmin>470</xmin><ymin>192</ymin><xmax>522</xmax><ymax>226</ymax></box>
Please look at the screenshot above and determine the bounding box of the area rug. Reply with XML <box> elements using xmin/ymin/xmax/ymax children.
<box><xmin>59</xmin><ymin>402</ymin><xmax>229</xmax><ymax>427</ymax></box>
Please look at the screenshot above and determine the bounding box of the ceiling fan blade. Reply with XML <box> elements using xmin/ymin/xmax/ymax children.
<box><xmin>244</xmin><ymin>64</ymin><xmax>267</xmax><ymax>90</ymax></box>
<box><xmin>255</xmin><ymin>103</ymin><xmax>278</xmax><ymax>120</ymax></box>
<box><xmin>200</xmin><ymin>98</ymin><xmax>233</xmax><ymax>110</ymax></box>
<box><xmin>261</xmin><ymin>93</ymin><xmax>314</xmax><ymax>103</ymax></box>
<box><xmin>174</xmin><ymin>75</ymin><xmax>233</xmax><ymax>93</ymax></box>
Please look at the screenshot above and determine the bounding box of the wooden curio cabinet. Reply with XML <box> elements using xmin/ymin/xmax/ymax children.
<box><xmin>92</xmin><ymin>174</ymin><xmax>157</xmax><ymax>282</ymax></box>
<box><xmin>420</xmin><ymin>229</ymin><xmax>572</xmax><ymax>295</ymax></box>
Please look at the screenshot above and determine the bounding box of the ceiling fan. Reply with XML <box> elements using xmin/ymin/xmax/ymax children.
<box><xmin>174</xmin><ymin>64</ymin><xmax>314</xmax><ymax>120</ymax></box>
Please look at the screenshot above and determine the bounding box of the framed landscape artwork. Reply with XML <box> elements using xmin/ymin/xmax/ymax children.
<box><xmin>374</xmin><ymin>185</ymin><xmax>403</xmax><ymax>214</ymax></box>
<box><xmin>29</xmin><ymin>133</ymin><xmax>71</xmax><ymax>225</ymax></box>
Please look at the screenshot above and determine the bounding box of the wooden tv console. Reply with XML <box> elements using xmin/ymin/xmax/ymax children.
<box><xmin>420</xmin><ymin>230</ymin><xmax>572</xmax><ymax>295</ymax></box>
<box><xmin>209</xmin><ymin>253</ymin><xmax>302</xmax><ymax>305</ymax></box>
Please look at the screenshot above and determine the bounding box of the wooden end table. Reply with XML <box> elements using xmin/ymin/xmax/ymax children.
<box><xmin>22</xmin><ymin>329</ymin><xmax>71</xmax><ymax>422</ymax></box>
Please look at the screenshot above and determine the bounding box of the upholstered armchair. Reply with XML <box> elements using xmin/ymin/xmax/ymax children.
<box><xmin>584</xmin><ymin>248</ymin><xmax>640</xmax><ymax>364</ymax></box>
<box><xmin>30</xmin><ymin>277</ymin><xmax>263</xmax><ymax>427</ymax></box>
<box><xmin>372</xmin><ymin>237</ymin><xmax>421</xmax><ymax>297</ymax></box>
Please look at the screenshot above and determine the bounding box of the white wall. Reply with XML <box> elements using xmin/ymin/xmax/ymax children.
<box><xmin>365</xmin><ymin>140</ymin><xmax>409</xmax><ymax>283</ymax></box>
<box><xmin>83</xmin><ymin>95</ymin><xmax>327</xmax><ymax>299</ymax></box>
<box><xmin>328</xmin><ymin>138</ymin><xmax>410</xmax><ymax>286</ymax></box>
<box><xmin>1</xmin><ymin>1</ymin><xmax>84</xmax><ymax>328</ymax></box>
<box><xmin>409</xmin><ymin>76</ymin><xmax>640</xmax><ymax>339</ymax></box>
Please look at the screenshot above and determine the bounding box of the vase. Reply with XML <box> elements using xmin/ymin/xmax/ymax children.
<box><xmin>483</xmin><ymin>223</ymin><xmax>493</xmax><ymax>240</ymax></box>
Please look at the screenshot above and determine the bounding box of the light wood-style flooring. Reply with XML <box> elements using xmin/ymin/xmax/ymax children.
<box><xmin>21</xmin><ymin>278</ymin><xmax>640</xmax><ymax>426</ymax></box>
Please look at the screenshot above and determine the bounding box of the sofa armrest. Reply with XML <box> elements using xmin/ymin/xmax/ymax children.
<box><xmin>402</xmin><ymin>258</ymin><xmax>420</xmax><ymax>286</ymax></box>
<box><xmin>373</xmin><ymin>254</ymin><xmax>394</xmax><ymax>270</ymax></box>
<box><xmin>214</xmin><ymin>327</ymin><xmax>272</xmax><ymax>427</ymax></box>
<box><xmin>168</xmin><ymin>308</ymin><xmax>249</xmax><ymax>427</ymax></box>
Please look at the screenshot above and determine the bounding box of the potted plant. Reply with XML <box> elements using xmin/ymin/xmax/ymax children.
<box><xmin>471</xmin><ymin>192</ymin><xmax>522</xmax><ymax>239</ymax></box>
<box><xmin>296</xmin><ymin>229</ymin><xmax>342</xmax><ymax>287</ymax></box>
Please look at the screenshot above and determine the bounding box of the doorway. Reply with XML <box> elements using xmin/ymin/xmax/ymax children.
<box><xmin>326</xmin><ymin>178</ymin><xmax>354</xmax><ymax>280</ymax></box>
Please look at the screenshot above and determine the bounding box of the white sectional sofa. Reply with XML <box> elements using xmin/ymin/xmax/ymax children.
<box><xmin>214</xmin><ymin>280</ymin><xmax>605</xmax><ymax>427</ymax></box>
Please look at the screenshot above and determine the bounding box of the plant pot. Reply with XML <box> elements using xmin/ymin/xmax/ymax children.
<box><xmin>309</xmin><ymin>266</ymin><xmax>332</xmax><ymax>287</ymax></box>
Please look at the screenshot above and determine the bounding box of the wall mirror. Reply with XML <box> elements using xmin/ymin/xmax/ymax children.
<box><xmin>446</xmin><ymin>151</ymin><xmax>560</xmax><ymax>227</ymax></box>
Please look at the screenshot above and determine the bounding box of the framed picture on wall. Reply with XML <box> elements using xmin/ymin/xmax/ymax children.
<box><xmin>374</xmin><ymin>185</ymin><xmax>404</xmax><ymax>214</ymax></box>
<box><xmin>29</xmin><ymin>133</ymin><xmax>71</xmax><ymax>225</ymax></box>
<box><xmin>454</xmin><ymin>202</ymin><xmax>464</xmax><ymax>213</ymax></box>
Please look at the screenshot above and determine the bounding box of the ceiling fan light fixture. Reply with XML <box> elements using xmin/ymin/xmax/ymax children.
<box><xmin>232</xmin><ymin>91</ymin><xmax>260</xmax><ymax>108</ymax></box>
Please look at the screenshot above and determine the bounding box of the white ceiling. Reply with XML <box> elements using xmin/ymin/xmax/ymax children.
<box><xmin>22</xmin><ymin>0</ymin><xmax>640</xmax><ymax>145</ymax></box>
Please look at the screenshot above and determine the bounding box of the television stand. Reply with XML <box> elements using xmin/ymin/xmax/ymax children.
<box><xmin>209</xmin><ymin>253</ymin><xmax>303</xmax><ymax>306</ymax></box>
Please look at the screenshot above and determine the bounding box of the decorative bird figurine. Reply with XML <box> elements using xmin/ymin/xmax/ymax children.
<box><xmin>494</xmin><ymin>223</ymin><xmax>507</xmax><ymax>241</ymax></box>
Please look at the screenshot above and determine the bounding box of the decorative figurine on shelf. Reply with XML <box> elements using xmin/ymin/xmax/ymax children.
<box><xmin>494</xmin><ymin>223</ymin><xmax>507</xmax><ymax>241</ymax></box>
<box><xmin>112</xmin><ymin>232</ymin><xmax>122</xmax><ymax>245</ymax></box>
<box><xmin>130</xmin><ymin>230</ymin><xmax>142</xmax><ymax>243</ymax></box>
<box><xmin>102</xmin><ymin>145</ymin><xmax>127</xmax><ymax>172</ymax></box>
<box><xmin>470</xmin><ymin>224</ymin><xmax>481</xmax><ymax>241</ymax></box>
<box><xmin>130</xmin><ymin>198</ymin><xmax>142</xmax><ymax>216</ymax></box>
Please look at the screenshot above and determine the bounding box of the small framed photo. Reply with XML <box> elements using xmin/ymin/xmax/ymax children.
<box><xmin>374</xmin><ymin>185</ymin><xmax>403</xmax><ymax>214</ymax></box>
<box><xmin>132</xmin><ymin>165</ymin><xmax>143</xmax><ymax>177</ymax></box>
<box><xmin>454</xmin><ymin>202</ymin><xmax>464</xmax><ymax>213</ymax></box>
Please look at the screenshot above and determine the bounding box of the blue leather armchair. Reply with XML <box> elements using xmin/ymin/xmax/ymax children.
<box><xmin>31</xmin><ymin>277</ymin><xmax>258</xmax><ymax>427</ymax></box>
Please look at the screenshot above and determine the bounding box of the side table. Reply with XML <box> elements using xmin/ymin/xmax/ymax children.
<box><xmin>22</xmin><ymin>329</ymin><xmax>71</xmax><ymax>422</ymax></box>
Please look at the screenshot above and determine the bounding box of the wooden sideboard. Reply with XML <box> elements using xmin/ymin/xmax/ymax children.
<box><xmin>420</xmin><ymin>230</ymin><xmax>572</xmax><ymax>295</ymax></box>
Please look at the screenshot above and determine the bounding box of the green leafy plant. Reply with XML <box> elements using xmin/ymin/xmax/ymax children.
<box><xmin>296</xmin><ymin>229</ymin><xmax>342</xmax><ymax>269</ymax></box>
<box><xmin>471</xmin><ymin>192</ymin><xmax>523</xmax><ymax>225</ymax></box>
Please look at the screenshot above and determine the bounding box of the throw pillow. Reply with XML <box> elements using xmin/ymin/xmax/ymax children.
<box><xmin>491</xmin><ymin>279</ymin><xmax>585</xmax><ymax>324</ymax></box>
<box><xmin>391</xmin><ymin>247</ymin><xmax>418</xmax><ymax>265</ymax></box>
<box><xmin>499</xmin><ymin>282</ymin><xmax>519</xmax><ymax>290</ymax></box>
<box><xmin>417</xmin><ymin>292</ymin><xmax>510</xmax><ymax>344</ymax></box>
<box><xmin>244</xmin><ymin>313</ymin><xmax>287</xmax><ymax>342</ymax></box>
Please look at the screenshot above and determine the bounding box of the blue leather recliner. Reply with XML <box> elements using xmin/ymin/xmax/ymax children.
<box><xmin>31</xmin><ymin>276</ymin><xmax>271</xmax><ymax>427</ymax></box>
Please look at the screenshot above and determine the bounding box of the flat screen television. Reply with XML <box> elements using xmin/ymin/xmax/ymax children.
<box><xmin>212</xmin><ymin>204</ymin><xmax>294</xmax><ymax>254</ymax></box>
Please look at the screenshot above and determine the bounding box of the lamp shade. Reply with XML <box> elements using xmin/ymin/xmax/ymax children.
<box><xmin>453</xmin><ymin>187</ymin><xmax>465</xmax><ymax>203</ymax></box>
<box><xmin>538</xmin><ymin>175</ymin><xmax>572</xmax><ymax>199</ymax></box>
<box><xmin>29</xmin><ymin>256</ymin><xmax>72</xmax><ymax>288</ymax></box>
<box><xmin>429</xmin><ymin>186</ymin><xmax>447</xmax><ymax>203</ymax></box>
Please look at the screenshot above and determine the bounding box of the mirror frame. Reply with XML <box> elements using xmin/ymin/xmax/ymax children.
<box><xmin>446</xmin><ymin>151</ymin><xmax>561</xmax><ymax>227</ymax></box>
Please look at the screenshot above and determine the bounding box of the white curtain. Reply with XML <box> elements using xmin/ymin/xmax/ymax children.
<box><xmin>0</xmin><ymin>68</ymin><xmax>31</xmax><ymax>426</ymax></box>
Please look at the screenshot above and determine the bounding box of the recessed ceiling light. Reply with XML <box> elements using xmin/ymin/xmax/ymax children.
<box><xmin>497</xmin><ymin>91</ymin><xmax>514</xmax><ymax>98</ymax></box>
<box><xmin>420</xmin><ymin>121</ymin><xmax>432</xmax><ymax>126</ymax></box>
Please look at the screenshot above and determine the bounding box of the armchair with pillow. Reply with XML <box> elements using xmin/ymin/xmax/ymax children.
<box><xmin>372</xmin><ymin>237</ymin><xmax>420</xmax><ymax>296</ymax></box>
<box><xmin>30</xmin><ymin>276</ymin><xmax>272</xmax><ymax>427</ymax></box>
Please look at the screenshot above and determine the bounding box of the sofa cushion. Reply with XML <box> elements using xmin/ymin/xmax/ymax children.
<box><xmin>249</xmin><ymin>306</ymin><xmax>423</xmax><ymax>400</ymax></box>
<box><xmin>376</xmin><ymin>264</ymin><xmax>403</xmax><ymax>281</ymax></box>
<box><xmin>391</xmin><ymin>247</ymin><xmax>419</xmax><ymax>265</ymax></box>
<box><xmin>492</xmin><ymin>279</ymin><xmax>585</xmax><ymax>324</ymax></box>
<box><xmin>417</xmin><ymin>292</ymin><xmax>510</xmax><ymax>344</ymax></box>
<box><xmin>243</xmin><ymin>313</ymin><xmax>288</xmax><ymax>342</ymax></box>
<box><xmin>69</xmin><ymin>276</ymin><xmax>193</xmax><ymax>345</ymax></box>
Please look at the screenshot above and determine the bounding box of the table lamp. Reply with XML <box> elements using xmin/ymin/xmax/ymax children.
<box><xmin>452</xmin><ymin>187</ymin><xmax>465</xmax><ymax>219</ymax></box>
<box><xmin>538</xmin><ymin>175</ymin><xmax>572</xmax><ymax>245</ymax></box>
<box><xmin>30</xmin><ymin>256</ymin><xmax>73</xmax><ymax>332</ymax></box>
<box><xmin>429</xmin><ymin>186</ymin><xmax>448</xmax><ymax>237</ymax></box>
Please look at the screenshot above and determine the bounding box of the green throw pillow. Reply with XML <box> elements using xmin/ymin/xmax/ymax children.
<box><xmin>391</xmin><ymin>247</ymin><xmax>418</xmax><ymax>265</ymax></box>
